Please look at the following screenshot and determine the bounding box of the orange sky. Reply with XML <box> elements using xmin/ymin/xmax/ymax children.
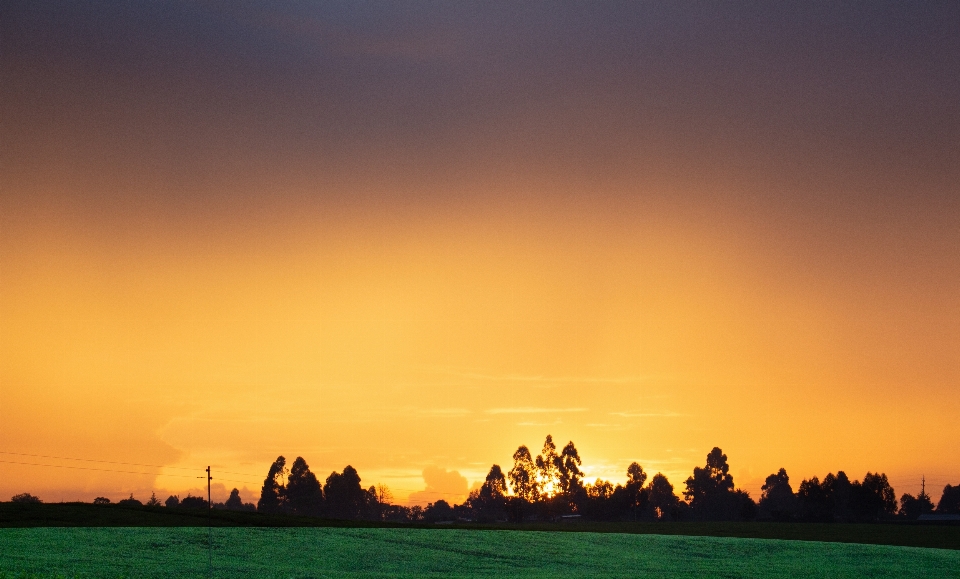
<box><xmin>2</xmin><ymin>2</ymin><xmax>959</xmax><ymax>505</ymax></box>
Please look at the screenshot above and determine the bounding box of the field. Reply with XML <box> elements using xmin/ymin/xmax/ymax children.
<box><xmin>2</xmin><ymin>527</ymin><xmax>959</xmax><ymax>579</ymax></box>
<box><xmin>3</xmin><ymin>503</ymin><xmax>960</xmax><ymax>550</ymax></box>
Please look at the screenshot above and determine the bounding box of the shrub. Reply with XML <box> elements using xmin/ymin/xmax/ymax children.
<box><xmin>10</xmin><ymin>493</ymin><xmax>42</xmax><ymax>503</ymax></box>
<box><xmin>180</xmin><ymin>495</ymin><xmax>208</xmax><ymax>509</ymax></box>
<box><xmin>117</xmin><ymin>494</ymin><xmax>143</xmax><ymax>507</ymax></box>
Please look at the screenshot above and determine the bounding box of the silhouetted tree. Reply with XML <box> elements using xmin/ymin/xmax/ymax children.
<box><xmin>759</xmin><ymin>468</ymin><xmax>795</xmax><ymax>521</ymax></box>
<box><xmin>822</xmin><ymin>471</ymin><xmax>852</xmax><ymax>521</ymax></box>
<box><xmin>734</xmin><ymin>489</ymin><xmax>758</xmax><ymax>521</ymax></box>
<box><xmin>647</xmin><ymin>473</ymin><xmax>679</xmax><ymax>520</ymax></box>
<box><xmin>180</xmin><ymin>494</ymin><xmax>207</xmax><ymax>509</ymax></box>
<box><xmin>11</xmin><ymin>493</ymin><xmax>41</xmax><ymax>503</ymax></box>
<box><xmin>899</xmin><ymin>491</ymin><xmax>935</xmax><ymax>520</ymax></box>
<box><xmin>364</xmin><ymin>485</ymin><xmax>380</xmax><ymax>517</ymax></box>
<box><xmin>93</xmin><ymin>497</ymin><xmax>111</xmax><ymax>505</ymax></box>
<box><xmin>683</xmin><ymin>447</ymin><xmax>736</xmax><ymax>521</ymax></box>
<box><xmin>624</xmin><ymin>462</ymin><xmax>648</xmax><ymax>519</ymax></box>
<box><xmin>557</xmin><ymin>442</ymin><xmax>584</xmax><ymax>499</ymax></box>
<box><xmin>408</xmin><ymin>505</ymin><xmax>424</xmax><ymax>521</ymax></box>
<box><xmin>423</xmin><ymin>499</ymin><xmax>454</xmax><ymax>522</ymax></box>
<box><xmin>374</xmin><ymin>484</ymin><xmax>393</xmax><ymax>521</ymax></box>
<box><xmin>118</xmin><ymin>494</ymin><xmax>143</xmax><ymax>507</ymax></box>
<box><xmin>145</xmin><ymin>492</ymin><xmax>162</xmax><ymax>507</ymax></box>
<box><xmin>850</xmin><ymin>472</ymin><xmax>896</xmax><ymax>521</ymax></box>
<box><xmin>286</xmin><ymin>456</ymin><xmax>324</xmax><ymax>516</ymax></box>
<box><xmin>324</xmin><ymin>465</ymin><xmax>367</xmax><ymax>520</ymax></box>
<box><xmin>224</xmin><ymin>488</ymin><xmax>244</xmax><ymax>510</ymax></box>
<box><xmin>797</xmin><ymin>476</ymin><xmax>832</xmax><ymax>522</ymax></box>
<box><xmin>579</xmin><ymin>478</ymin><xmax>622</xmax><ymax>521</ymax></box>
<box><xmin>470</xmin><ymin>464</ymin><xmax>509</xmax><ymax>522</ymax></box>
<box><xmin>536</xmin><ymin>435</ymin><xmax>560</xmax><ymax>497</ymax></box>
<box><xmin>937</xmin><ymin>484</ymin><xmax>960</xmax><ymax>514</ymax></box>
<box><xmin>258</xmin><ymin>455</ymin><xmax>287</xmax><ymax>513</ymax></box>
<box><xmin>164</xmin><ymin>495</ymin><xmax>180</xmax><ymax>508</ymax></box>
<box><xmin>627</xmin><ymin>462</ymin><xmax>648</xmax><ymax>487</ymax></box>
<box><xmin>587</xmin><ymin>479</ymin><xmax>614</xmax><ymax>499</ymax></box>
<box><xmin>508</xmin><ymin>445</ymin><xmax>539</xmax><ymax>502</ymax></box>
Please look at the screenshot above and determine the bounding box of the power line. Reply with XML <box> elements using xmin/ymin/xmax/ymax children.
<box><xmin>0</xmin><ymin>459</ymin><xmax>261</xmax><ymax>487</ymax></box>
<box><xmin>0</xmin><ymin>451</ymin><xmax>199</xmax><ymax>471</ymax></box>
<box><xmin>0</xmin><ymin>451</ymin><xmax>262</xmax><ymax>485</ymax></box>
<box><xmin>217</xmin><ymin>469</ymin><xmax>265</xmax><ymax>479</ymax></box>
<box><xmin>218</xmin><ymin>477</ymin><xmax>260</xmax><ymax>486</ymax></box>
<box><xmin>0</xmin><ymin>459</ymin><xmax>203</xmax><ymax>479</ymax></box>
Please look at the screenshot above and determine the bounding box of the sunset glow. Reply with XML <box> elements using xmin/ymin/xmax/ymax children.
<box><xmin>2</xmin><ymin>2</ymin><xmax>958</xmax><ymax>507</ymax></box>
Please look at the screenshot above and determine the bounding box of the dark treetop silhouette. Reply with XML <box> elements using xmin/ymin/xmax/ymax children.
<box><xmin>23</xmin><ymin>435</ymin><xmax>952</xmax><ymax>524</ymax></box>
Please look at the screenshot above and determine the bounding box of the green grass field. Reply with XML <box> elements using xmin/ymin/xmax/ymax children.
<box><xmin>1</xmin><ymin>527</ymin><xmax>959</xmax><ymax>579</ymax></box>
<box><xmin>4</xmin><ymin>503</ymin><xmax>959</xmax><ymax>550</ymax></box>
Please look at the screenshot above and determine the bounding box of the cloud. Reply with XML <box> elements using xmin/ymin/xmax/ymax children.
<box><xmin>585</xmin><ymin>423</ymin><xmax>631</xmax><ymax>432</ymax></box>
<box><xmin>609</xmin><ymin>411</ymin><xmax>687</xmax><ymax>418</ymax></box>
<box><xmin>517</xmin><ymin>419</ymin><xmax>564</xmax><ymax>427</ymax></box>
<box><xmin>486</xmin><ymin>407</ymin><xmax>587</xmax><ymax>414</ymax></box>
<box><xmin>406</xmin><ymin>466</ymin><xmax>469</xmax><ymax>506</ymax></box>
<box><xmin>434</xmin><ymin>368</ymin><xmax>649</xmax><ymax>386</ymax></box>
<box><xmin>416</xmin><ymin>408</ymin><xmax>471</xmax><ymax>417</ymax></box>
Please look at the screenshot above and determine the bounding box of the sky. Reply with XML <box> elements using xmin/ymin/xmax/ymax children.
<box><xmin>2</xmin><ymin>1</ymin><xmax>958</xmax><ymax>506</ymax></box>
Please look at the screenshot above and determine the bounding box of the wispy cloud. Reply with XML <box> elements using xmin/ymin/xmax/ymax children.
<box><xmin>486</xmin><ymin>407</ymin><xmax>588</xmax><ymax>414</ymax></box>
<box><xmin>466</xmin><ymin>373</ymin><xmax>642</xmax><ymax>384</ymax></box>
<box><xmin>517</xmin><ymin>419</ymin><xmax>564</xmax><ymax>427</ymax></box>
<box><xmin>609</xmin><ymin>411</ymin><xmax>687</xmax><ymax>418</ymax></box>
<box><xmin>585</xmin><ymin>423</ymin><xmax>632</xmax><ymax>431</ymax></box>
<box><xmin>416</xmin><ymin>408</ymin><xmax>471</xmax><ymax>417</ymax></box>
<box><xmin>426</xmin><ymin>367</ymin><xmax>657</xmax><ymax>387</ymax></box>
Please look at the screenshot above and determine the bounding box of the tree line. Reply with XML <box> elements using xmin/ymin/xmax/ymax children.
<box><xmin>244</xmin><ymin>435</ymin><xmax>960</xmax><ymax>523</ymax></box>
<box><xmin>9</xmin><ymin>435</ymin><xmax>959</xmax><ymax>523</ymax></box>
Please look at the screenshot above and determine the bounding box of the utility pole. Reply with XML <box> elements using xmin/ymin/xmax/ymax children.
<box><xmin>207</xmin><ymin>466</ymin><xmax>212</xmax><ymax>579</ymax></box>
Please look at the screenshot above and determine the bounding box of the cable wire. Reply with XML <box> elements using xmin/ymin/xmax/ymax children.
<box><xmin>0</xmin><ymin>451</ymin><xmax>261</xmax><ymax>484</ymax></box>
<box><xmin>0</xmin><ymin>459</ymin><xmax>260</xmax><ymax>486</ymax></box>
<box><xmin>0</xmin><ymin>451</ymin><xmax>199</xmax><ymax>471</ymax></box>
<box><xmin>0</xmin><ymin>459</ymin><xmax>202</xmax><ymax>479</ymax></box>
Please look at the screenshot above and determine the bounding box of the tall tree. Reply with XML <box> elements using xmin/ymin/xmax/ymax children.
<box><xmin>535</xmin><ymin>435</ymin><xmax>560</xmax><ymax>496</ymax></box>
<box><xmin>374</xmin><ymin>484</ymin><xmax>393</xmax><ymax>521</ymax></box>
<box><xmin>851</xmin><ymin>472</ymin><xmax>896</xmax><ymax>521</ymax></box>
<box><xmin>257</xmin><ymin>455</ymin><xmax>287</xmax><ymax>513</ymax></box>
<box><xmin>627</xmin><ymin>462</ymin><xmax>648</xmax><ymax>487</ymax></box>
<box><xmin>759</xmin><ymin>468</ymin><xmax>796</xmax><ymax>521</ymax></box>
<box><xmin>556</xmin><ymin>441</ymin><xmax>584</xmax><ymax>498</ymax></box>
<box><xmin>624</xmin><ymin>462</ymin><xmax>648</xmax><ymax>517</ymax></box>
<box><xmin>471</xmin><ymin>464</ymin><xmax>509</xmax><ymax>522</ymax></box>
<box><xmin>324</xmin><ymin>465</ymin><xmax>367</xmax><ymax>520</ymax></box>
<box><xmin>286</xmin><ymin>456</ymin><xmax>324</xmax><ymax>516</ymax></box>
<box><xmin>481</xmin><ymin>464</ymin><xmax>508</xmax><ymax>499</ymax></box>
<box><xmin>822</xmin><ymin>471</ymin><xmax>852</xmax><ymax>521</ymax></box>
<box><xmin>683</xmin><ymin>447</ymin><xmax>736</xmax><ymax>521</ymax></box>
<box><xmin>797</xmin><ymin>476</ymin><xmax>832</xmax><ymax>522</ymax></box>
<box><xmin>899</xmin><ymin>491</ymin><xmax>935</xmax><ymax>519</ymax></box>
<box><xmin>508</xmin><ymin>445</ymin><xmax>539</xmax><ymax>502</ymax></box>
<box><xmin>647</xmin><ymin>473</ymin><xmax>679</xmax><ymax>520</ymax></box>
<box><xmin>225</xmin><ymin>488</ymin><xmax>244</xmax><ymax>510</ymax></box>
<box><xmin>937</xmin><ymin>484</ymin><xmax>960</xmax><ymax>514</ymax></box>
